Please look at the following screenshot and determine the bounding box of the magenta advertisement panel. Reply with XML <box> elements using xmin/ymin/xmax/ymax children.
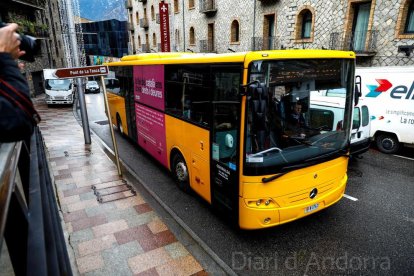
<box><xmin>135</xmin><ymin>103</ymin><xmax>168</xmax><ymax>167</ymax></box>
<box><xmin>133</xmin><ymin>65</ymin><xmax>165</xmax><ymax>111</ymax></box>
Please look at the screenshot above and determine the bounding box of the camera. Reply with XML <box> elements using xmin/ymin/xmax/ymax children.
<box><xmin>0</xmin><ymin>22</ymin><xmax>41</xmax><ymax>62</ymax></box>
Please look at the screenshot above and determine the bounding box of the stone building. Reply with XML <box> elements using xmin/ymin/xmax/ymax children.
<box><xmin>0</xmin><ymin>0</ymin><xmax>66</xmax><ymax>96</ymax></box>
<box><xmin>126</xmin><ymin>0</ymin><xmax>414</xmax><ymax>67</ymax></box>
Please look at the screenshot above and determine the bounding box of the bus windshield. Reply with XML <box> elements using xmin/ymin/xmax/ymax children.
<box><xmin>245</xmin><ymin>59</ymin><xmax>354</xmax><ymax>175</ymax></box>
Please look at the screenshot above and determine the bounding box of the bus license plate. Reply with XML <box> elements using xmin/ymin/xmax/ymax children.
<box><xmin>305</xmin><ymin>203</ymin><xmax>319</xmax><ymax>213</ymax></box>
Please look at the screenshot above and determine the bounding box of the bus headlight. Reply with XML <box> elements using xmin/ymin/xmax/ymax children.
<box><xmin>246</xmin><ymin>198</ymin><xmax>278</xmax><ymax>209</ymax></box>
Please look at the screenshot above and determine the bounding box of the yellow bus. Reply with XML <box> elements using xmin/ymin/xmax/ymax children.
<box><xmin>105</xmin><ymin>50</ymin><xmax>356</xmax><ymax>229</ymax></box>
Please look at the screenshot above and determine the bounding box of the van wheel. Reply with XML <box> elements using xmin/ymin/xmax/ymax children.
<box><xmin>116</xmin><ymin>114</ymin><xmax>124</xmax><ymax>135</ymax></box>
<box><xmin>376</xmin><ymin>133</ymin><xmax>400</xmax><ymax>154</ymax></box>
<box><xmin>172</xmin><ymin>154</ymin><xmax>190</xmax><ymax>193</ymax></box>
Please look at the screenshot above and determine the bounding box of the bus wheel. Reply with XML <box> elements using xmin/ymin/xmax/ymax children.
<box><xmin>376</xmin><ymin>133</ymin><xmax>400</xmax><ymax>154</ymax></box>
<box><xmin>172</xmin><ymin>154</ymin><xmax>190</xmax><ymax>193</ymax></box>
<box><xmin>116</xmin><ymin>114</ymin><xmax>124</xmax><ymax>135</ymax></box>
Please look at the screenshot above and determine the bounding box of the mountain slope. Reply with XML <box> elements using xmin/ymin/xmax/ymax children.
<box><xmin>78</xmin><ymin>0</ymin><xmax>127</xmax><ymax>22</ymax></box>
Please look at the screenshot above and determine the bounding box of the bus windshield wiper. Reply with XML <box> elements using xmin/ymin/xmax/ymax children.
<box><xmin>291</xmin><ymin>137</ymin><xmax>314</xmax><ymax>146</ymax></box>
<box><xmin>304</xmin><ymin>148</ymin><xmax>350</xmax><ymax>163</ymax></box>
<box><xmin>261</xmin><ymin>162</ymin><xmax>315</xmax><ymax>183</ymax></box>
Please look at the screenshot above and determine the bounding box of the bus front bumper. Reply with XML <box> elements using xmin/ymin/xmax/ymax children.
<box><xmin>238</xmin><ymin>175</ymin><xmax>347</xmax><ymax>230</ymax></box>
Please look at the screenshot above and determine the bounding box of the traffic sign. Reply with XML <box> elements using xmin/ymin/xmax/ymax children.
<box><xmin>54</xmin><ymin>65</ymin><xmax>109</xmax><ymax>79</ymax></box>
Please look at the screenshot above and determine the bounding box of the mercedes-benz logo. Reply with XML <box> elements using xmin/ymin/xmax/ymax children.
<box><xmin>309</xmin><ymin>188</ymin><xmax>318</xmax><ymax>199</ymax></box>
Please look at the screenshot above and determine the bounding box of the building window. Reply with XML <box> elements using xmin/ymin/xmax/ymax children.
<box><xmin>301</xmin><ymin>11</ymin><xmax>312</xmax><ymax>38</ymax></box>
<box><xmin>151</xmin><ymin>5</ymin><xmax>155</xmax><ymax>21</ymax></box>
<box><xmin>405</xmin><ymin>0</ymin><xmax>414</xmax><ymax>33</ymax></box>
<box><xmin>174</xmin><ymin>0</ymin><xmax>179</xmax><ymax>13</ymax></box>
<box><xmin>138</xmin><ymin>36</ymin><xmax>141</xmax><ymax>46</ymax></box>
<box><xmin>135</xmin><ymin>12</ymin><xmax>139</xmax><ymax>25</ymax></box>
<box><xmin>295</xmin><ymin>7</ymin><xmax>314</xmax><ymax>42</ymax></box>
<box><xmin>230</xmin><ymin>20</ymin><xmax>240</xmax><ymax>43</ymax></box>
<box><xmin>189</xmin><ymin>0</ymin><xmax>195</xmax><ymax>9</ymax></box>
<box><xmin>189</xmin><ymin>27</ymin><xmax>195</xmax><ymax>45</ymax></box>
<box><xmin>153</xmin><ymin>33</ymin><xmax>157</xmax><ymax>47</ymax></box>
<box><xmin>396</xmin><ymin>0</ymin><xmax>414</xmax><ymax>37</ymax></box>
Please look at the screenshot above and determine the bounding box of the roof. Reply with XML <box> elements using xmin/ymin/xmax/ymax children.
<box><xmin>105</xmin><ymin>50</ymin><xmax>355</xmax><ymax>68</ymax></box>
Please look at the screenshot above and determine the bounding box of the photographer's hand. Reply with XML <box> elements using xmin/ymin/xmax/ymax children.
<box><xmin>0</xmin><ymin>23</ymin><xmax>25</xmax><ymax>59</ymax></box>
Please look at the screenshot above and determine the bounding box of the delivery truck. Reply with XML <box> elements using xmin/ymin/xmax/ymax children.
<box><xmin>43</xmin><ymin>69</ymin><xmax>75</xmax><ymax>105</ymax></box>
<box><xmin>356</xmin><ymin>66</ymin><xmax>414</xmax><ymax>154</ymax></box>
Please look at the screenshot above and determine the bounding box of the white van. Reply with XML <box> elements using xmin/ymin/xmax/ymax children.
<box><xmin>43</xmin><ymin>69</ymin><xmax>75</xmax><ymax>105</ymax></box>
<box><xmin>356</xmin><ymin>66</ymin><xmax>414</xmax><ymax>153</ymax></box>
<box><xmin>310</xmin><ymin>93</ymin><xmax>371</xmax><ymax>156</ymax></box>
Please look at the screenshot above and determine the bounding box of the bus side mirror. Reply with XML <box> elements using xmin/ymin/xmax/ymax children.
<box><xmin>355</xmin><ymin>75</ymin><xmax>362</xmax><ymax>106</ymax></box>
<box><xmin>240</xmin><ymin>80</ymin><xmax>260</xmax><ymax>96</ymax></box>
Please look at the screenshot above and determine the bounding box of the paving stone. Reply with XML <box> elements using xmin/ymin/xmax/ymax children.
<box><xmin>76</xmin><ymin>253</ymin><xmax>104</xmax><ymax>274</ymax></box>
<box><xmin>84</xmin><ymin>202</ymin><xmax>117</xmax><ymax>217</ymax></box>
<box><xmin>84</xmin><ymin>241</ymin><xmax>144</xmax><ymax>276</ymax></box>
<box><xmin>128</xmin><ymin>247</ymin><xmax>172</xmax><ymax>274</ymax></box>
<box><xmin>92</xmin><ymin>220</ymin><xmax>129</xmax><ymax>238</ymax></box>
<box><xmin>164</xmin><ymin>242</ymin><xmax>190</xmax><ymax>259</ymax></box>
<box><xmin>78</xmin><ymin>234</ymin><xmax>117</xmax><ymax>257</ymax></box>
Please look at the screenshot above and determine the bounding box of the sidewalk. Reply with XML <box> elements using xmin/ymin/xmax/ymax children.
<box><xmin>33</xmin><ymin>95</ymin><xmax>207</xmax><ymax>276</ymax></box>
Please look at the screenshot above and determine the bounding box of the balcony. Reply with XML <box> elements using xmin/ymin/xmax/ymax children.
<box><xmin>329</xmin><ymin>30</ymin><xmax>378</xmax><ymax>56</ymax></box>
<box><xmin>251</xmin><ymin>36</ymin><xmax>280</xmax><ymax>51</ymax></box>
<box><xmin>138</xmin><ymin>0</ymin><xmax>147</xmax><ymax>3</ymax></box>
<box><xmin>142</xmin><ymin>44</ymin><xmax>150</xmax><ymax>53</ymax></box>
<box><xmin>199</xmin><ymin>39</ymin><xmax>215</xmax><ymax>53</ymax></box>
<box><xmin>199</xmin><ymin>0</ymin><xmax>217</xmax><ymax>15</ymax></box>
<box><xmin>140</xmin><ymin>18</ymin><xmax>149</xmax><ymax>28</ymax></box>
<box><xmin>125</xmin><ymin>0</ymin><xmax>132</xmax><ymax>9</ymax></box>
<box><xmin>127</xmin><ymin>23</ymin><xmax>134</xmax><ymax>32</ymax></box>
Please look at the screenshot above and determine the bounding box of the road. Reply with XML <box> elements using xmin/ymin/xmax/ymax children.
<box><xmin>80</xmin><ymin>93</ymin><xmax>414</xmax><ymax>275</ymax></box>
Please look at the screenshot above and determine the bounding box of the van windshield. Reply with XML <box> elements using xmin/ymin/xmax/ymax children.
<box><xmin>244</xmin><ymin>59</ymin><xmax>354</xmax><ymax>175</ymax></box>
<box><xmin>45</xmin><ymin>79</ymin><xmax>72</xmax><ymax>91</ymax></box>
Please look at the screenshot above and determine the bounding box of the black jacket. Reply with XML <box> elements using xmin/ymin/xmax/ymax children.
<box><xmin>0</xmin><ymin>53</ymin><xmax>39</xmax><ymax>142</ymax></box>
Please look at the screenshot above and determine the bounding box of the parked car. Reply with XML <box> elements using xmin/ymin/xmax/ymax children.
<box><xmin>85</xmin><ymin>80</ymin><xmax>100</xmax><ymax>93</ymax></box>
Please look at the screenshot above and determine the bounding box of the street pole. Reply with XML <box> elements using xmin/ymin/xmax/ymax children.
<box><xmin>100</xmin><ymin>76</ymin><xmax>122</xmax><ymax>176</ymax></box>
<box><xmin>182</xmin><ymin>0</ymin><xmax>185</xmax><ymax>51</ymax></box>
<box><xmin>65</xmin><ymin>0</ymin><xmax>91</xmax><ymax>144</ymax></box>
<box><xmin>252</xmin><ymin>0</ymin><xmax>257</xmax><ymax>50</ymax></box>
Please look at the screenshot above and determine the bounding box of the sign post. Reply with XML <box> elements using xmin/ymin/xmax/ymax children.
<box><xmin>159</xmin><ymin>2</ymin><xmax>171</xmax><ymax>52</ymax></box>
<box><xmin>53</xmin><ymin>65</ymin><xmax>122</xmax><ymax>176</ymax></box>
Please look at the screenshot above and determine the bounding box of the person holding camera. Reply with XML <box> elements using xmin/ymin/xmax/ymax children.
<box><xmin>0</xmin><ymin>23</ymin><xmax>40</xmax><ymax>143</ymax></box>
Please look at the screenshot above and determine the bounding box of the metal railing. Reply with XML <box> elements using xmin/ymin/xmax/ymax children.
<box><xmin>142</xmin><ymin>44</ymin><xmax>150</xmax><ymax>53</ymax></box>
<box><xmin>251</xmin><ymin>36</ymin><xmax>281</xmax><ymax>51</ymax></box>
<box><xmin>140</xmin><ymin>18</ymin><xmax>149</xmax><ymax>28</ymax></box>
<box><xmin>329</xmin><ymin>30</ymin><xmax>378</xmax><ymax>53</ymax></box>
<box><xmin>199</xmin><ymin>39</ymin><xmax>215</xmax><ymax>53</ymax></box>
<box><xmin>125</xmin><ymin>0</ymin><xmax>132</xmax><ymax>9</ymax></box>
<box><xmin>0</xmin><ymin>128</ymin><xmax>72</xmax><ymax>275</ymax></box>
<box><xmin>199</xmin><ymin>0</ymin><xmax>217</xmax><ymax>13</ymax></box>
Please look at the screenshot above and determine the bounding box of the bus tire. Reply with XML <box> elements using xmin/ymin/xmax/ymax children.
<box><xmin>376</xmin><ymin>133</ymin><xmax>400</xmax><ymax>154</ymax></box>
<box><xmin>172</xmin><ymin>153</ymin><xmax>190</xmax><ymax>193</ymax></box>
<box><xmin>116</xmin><ymin>114</ymin><xmax>124</xmax><ymax>136</ymax></box>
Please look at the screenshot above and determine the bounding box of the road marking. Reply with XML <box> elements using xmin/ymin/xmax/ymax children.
<box><xmin>343</xmin><ymin>194</ymin><xmax>358</xmax><ymax>201</ymax></box>
<box><xmin>393</xmin><ymin>155</ymin><xmax>414</xmax><ymax>161</ymax></box>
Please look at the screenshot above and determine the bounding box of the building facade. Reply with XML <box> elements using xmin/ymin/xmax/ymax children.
<box><xmin>126</xmin><ymin>0</ymin><xmax>414</xmax><ymax>67</ymax></box>
<box><xmin>0</xmin><ymin>0</ymin><xmax>66</xmax><ymax>96</ymax></box>
<box><xmin>81</xmin><ymin>19</ymin><xmax>129</xmax><ymax>59</ymax></box>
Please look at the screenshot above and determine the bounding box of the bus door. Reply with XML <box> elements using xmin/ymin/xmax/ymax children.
<box><xmin>211</xmin><ymin>66</ymin><xmax>242</xmax><ymax>213</ymax></box>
